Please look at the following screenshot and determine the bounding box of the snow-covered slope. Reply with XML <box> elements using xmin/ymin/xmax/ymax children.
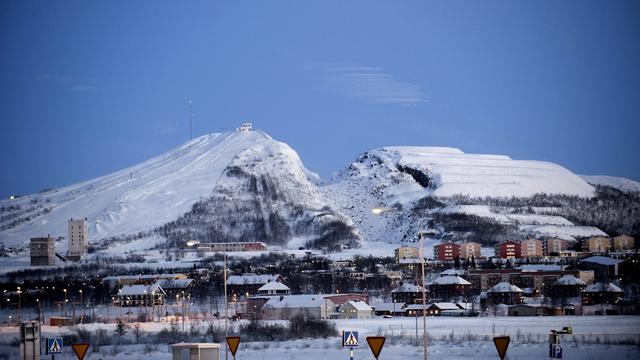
<box><xmin>0</xmin><ymin>130</ymin><xmax>360</xmax><ymax>251</ymax></box>
<box><xmin>321</xmin><ymin>146</ymin><xmax>598</xmax><ymax>244</ymax></box>
<box><xmin>581</xmin><ymin>175</ymin><xmax>640</xmax><ymax>193</ymax></box>
<box><xmin>159</xmin><ymin>140</ymin><xmax>362</xmax><ymax>250</ymax></box>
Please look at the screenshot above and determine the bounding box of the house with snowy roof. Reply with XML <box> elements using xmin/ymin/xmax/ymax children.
<box><xmin>257</xmin><ymin>281</ymin><xmax>290</xmax><ymax>296</ymax></box>
<box><xmin>549</xmin><ymin>275</ymin><xmax>587</xmax><ymax>299</ymax></box>
<box><xmin>115</xmin><ymin>281</ymin><xmax>166</xmax><ymax>306</ymax></box>
<box><xmin>227</xmin><ymin>273</ymin><xmax>284</xmax><ymax>298</ymax></box>
<box><xmin>261</xmin><ymin>295</ymin><xmax>335</xmax><ymax>320</ymax></box>
<box><xmin>391</xmin><ymin>283</ymin><xmax>427</xmax><ymax>304</ymax></box>
<box><xmin>338</xmin><ymin>300</ymin><xmax>373</xmax><ymax>319</ymax></box>
<box><xmin>372</xmin><ymin>302</ymin><xmax>406</xmax><ymax>316</ymax></box>
<box><xmin>581</xmin><ymin>282</ymin><xmax>624</xmax><ymax>315</ymax></box>
<box><xmin>486</xmin><ymin>281</ymin><xmax>524</xmax><ymax>305</ymax></box>
<box><xmin>427</xmin><ymin>275</ymin><xmax>471</xmax><ymax>301</ymax></box>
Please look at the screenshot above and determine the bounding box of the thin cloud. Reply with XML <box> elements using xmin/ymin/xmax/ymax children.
<box><xmin>322</xmin><ymin>64</ymin><xmax>427</xmax><ymax>106</ymax></box>
<box><xmin>36</xmin><ymin>73</ymin><xmax>96</xmax><ymax>91</ymax></box>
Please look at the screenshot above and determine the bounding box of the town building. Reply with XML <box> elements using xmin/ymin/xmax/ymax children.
<box><xmin>613</xmin><ymin>235</ymin><xmax>635</xmax><ymax>251</ymax></box>
<box><xmin>157</xmin><ymin>278</ymin><xmax>196</xmax><ymax>298</ymax></box>
<box><xmin>544</xmin><ymin>238</ymin><xmax>569</xmax><ymax>256</ymax></box>
<box><xmin>519</xmin><ymin>238</ymin><xmax>543</xmax><ymax>258</ymax></box>
<box><xmin>433</xmin><ymin>242</ymin><xmax>460</xmax><ymax>261</ymax></box>
<box><xmin>261</xmin><ymin>295</ymin><xmax>335</xmax><ymax>320</ymax></box>
<box><xmin>395</xmin><ymin>245</ymin><xmax>420</xmax><ymax>262</ymax></box>
<box><xmin>581</xmin><ymin>282</ymin><xmax>624</xmax><ymax>306</ymax></box>
<box><xmin>583</xmin><ymin>236</ymin><xmax>611</xmax><ymax>253</ymax></box>
<box><xmin>486</xmin><ymin>281</ymin><xmax>524</xmax><ymax>305</ymax></box>
<box><xmin>115</xmin><ymin>282</ymin><xmax>165</xmax><ymax>306</ymax></box>
<box><xmin>29</xmin><ymin>236</ymin><xmax>55</xmax><ymax>266</ymax></box>
<box><xmin>227</xmin><ymin>274</ymin><xmax>284</xmax><ymax>298</ymax></box>
<box><xmin>67</xmin><ymin>218</ymin><xmax>88</xmax><ymax>261</ymax></box>
<box><xmin>338</xmin><ymin>300</ymin><xmax>373</xmax><ymax>319</ymax></box>
<box><xmin>459</xmin><ymin>242</ymin><xmax>481</xmax><ymax>259</ymax></box>
<box><xmin>102</xmin><ymin>273</ymin><xmax>187</xmax><ymax>289</ymax></box>
<box><xmin>580</xmin><ymin>256</ymin><xmax>624</xmax><ymax>282</ymax></box>
<box><xmin>372</xmin><ymin>302</ymin><xmax>406</xmax><ymax>317</ymax></box>
<box><xmin>427</xmin><ymin>275</ymin><xmax>471</xmax><ymax>301</ymax></box>
<box><xmin>257</xmin><ymin>281</ymin><xmax>290</xmax><ymax>296</ymax></box>
<box><xmin>494</xmin><ymin>241</ymin><xmax>521</xmax><ymax>259</ymax></box>
<box><xmin>391</xmin><ymin>283</ymin><xmax>426</xmax><ymax>304</ymax></box>
<box><xmin>508</xmin><ymin>304</ymin><xmax>545</xmax><ymax>316</ymax></box>
<box><xmin>238</xmin><ymin>123</ymin><xmax>253</xmax><ymax>132</ymax></box>
<box><xmin>549</xmin><ymin>275</ymin><xmax>587</xmax><ymax>300</ymax></box>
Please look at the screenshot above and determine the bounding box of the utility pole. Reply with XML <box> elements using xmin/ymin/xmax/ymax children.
<box><xmin>419</xmin><ymin>222</ymin><xmax>428</xmax><ymax>360</ymax></box>
<box><xmin>188</xmin><ymin>99</ymin><xmax>193</xmax><ymax>140</ymax></box>
<box><xmin>224</xmin><ymin>254</ymin><xmax>228</xmax><ymax>360</ymax></box>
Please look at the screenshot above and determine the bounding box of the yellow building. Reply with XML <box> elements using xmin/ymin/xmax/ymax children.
<box><xmin>585</xmin><ymin>236</ymin><xmax>611</xmax><ymax>253</ymax></box>
<box><xmin>520</xmin><ymin>238</ymin><xmax>543</xmax><ymax>257</ymax></box>
<box><xmin>394</xmin><ymin>245</ymin><xmax>420</xmax><ymax>262</ymax></box>
<box><xmin>613</xmin><ymin>235</ymin><xmax>635</xmax><ymax>251</ymax></box>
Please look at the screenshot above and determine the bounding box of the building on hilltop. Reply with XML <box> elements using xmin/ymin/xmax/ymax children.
<box><xmin>30</xmin><ymin>236</ymin><xmax>55</xmax><ymax>266</ymax></box>
<box><xmin>67</xmin><ymin>218</ymin><xmax>88</xmax><ymax>261</ymax></box>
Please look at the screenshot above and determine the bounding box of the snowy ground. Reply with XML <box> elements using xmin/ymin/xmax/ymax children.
<box><xmin>0</xmin><ymin>316</ymin><xmax>638</xmax><ymax>359</ymax></box>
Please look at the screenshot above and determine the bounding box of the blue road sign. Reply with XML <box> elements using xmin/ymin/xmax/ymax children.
<box><xmin>343</xmin><ymin>331</ymin><xmax>359</xmax><ymax>347</ymax></box>
<box><xmin>47</xmin><ymin>337</ymin><xmax>63</xmax><ymax>354</ymax></box>
<box><xmin>551</xmin><ymin>344</ymin><xmax>562</xmax><ymax>359</ymax></box>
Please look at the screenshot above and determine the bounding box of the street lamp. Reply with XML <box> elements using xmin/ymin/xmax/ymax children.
<box><xmin>372</xmin><ymin>207</ymin><xmax>429</xmax><ymax>360</ymax></box>
<box><xmin>16</xmin><ymin>287</ymin><xmax>22</xmax><ymax>324</ymax></box>
<box><xmin>79</xmin><ymin>290</ymin><xmax>84</xmax><ymax>323</ymax></box>
<box><xmin>63</xmin><ymin>289</ymin><xmax>68</xmax><ymax>317</ymax></box>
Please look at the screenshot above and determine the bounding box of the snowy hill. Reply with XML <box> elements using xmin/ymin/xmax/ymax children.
<box><xmin>321</xmin><ymin>147</ymin><xmax>599</xmax><ymax>244</ymax></box>
<box><xmin>581</xmin><ymin>175</ymin><xmax>640</xmax><ymax>193</ymax></box>
<box><xmin>0</xmin><ymin>130</ymin><xmax>360</xmax><ymax>251</ymax></box>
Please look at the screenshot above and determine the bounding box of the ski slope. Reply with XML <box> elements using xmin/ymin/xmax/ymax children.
<box><xmin>0</xmin><ymin>131</ymin><xmax>273</xmax><ymax>247</ymax></box>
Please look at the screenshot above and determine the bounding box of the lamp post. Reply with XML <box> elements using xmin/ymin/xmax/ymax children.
<box><xmin>63</xmin><ymin>289</ymin><xmax>68</xmax><ymax>317</ymax></box>
<box><xmin>372</xmin><ymin>207</ymin><xmax>428</xmax><ymax>360</ymax></box>
<box><xmin>16</xmin><ymin>287</ymin><xmax>22</xmax><ymax>324</ymax></box>
<box><xmin>79</xmin><ymin>290</ymin><xmax>84</xmax><ymax>324</ymax></box>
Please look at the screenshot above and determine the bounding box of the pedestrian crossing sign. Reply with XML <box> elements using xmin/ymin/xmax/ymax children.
<box><xmin>47</xmin><ymin>337</ymin><xmax>63</xmax><ymax>354</ymax></box>
<box><xmin>343</xmin><ymin>331</ymin><xmax>359</xmax><ymax>347</ymax></box>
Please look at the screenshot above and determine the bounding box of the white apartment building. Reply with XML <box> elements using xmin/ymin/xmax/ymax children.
<box><xmin>67</xmin><ymin>218</ymin><xmax>88</xmax><ymax>261</ymax></box>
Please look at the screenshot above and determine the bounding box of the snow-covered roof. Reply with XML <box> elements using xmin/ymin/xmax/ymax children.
<box><xmin>440</xmin><ymin>269</ymin><xmax>466</xmax><ymax>276</ymax></box>
<box><xmin>428</xmin><ymin>276</ymin><xmax>471</xmax><ymax>286</ymax></box>
<box><xmin>227</xmin><ymin>274</ymin><xmax>281</xmax><ymax>285</ymax></box>
<box><xmin>263</xmin><ymin>295</ymin><xmax>328</xmax><ymax>309</ymax></box>
<box><xmin>343</xmin><ymin>301</ymin><xmax>373</xmax><ymax>311</ymax></box>
<box><xmin>581</xmin><ymin>256</ymin><xmax>623</xmax><ymax>266</ymax></box>
<box><xmin>429</xmin><ymin>302</ymin><xmax>460</xmax><ymax>311</ymax></box>
<box><xmin>392</xmin><ymin>283</ymin><xmax>426</xmax><ymax>293</ymax></box>
<box><xmin>554</xmin><ymin>275</ymin><xmax>586</xmax><ymax>286</ymax></box>
<box><xmin>118</xmin><ymin>282</ymin><xmax>164</xmax><ymax>296</ymax></box>
<box><xmin>372</xmin><ymin>302</ymin><xmax>406</xmax><ymax>312</ymax></box>
<box><xmin>487</xmin><ymin>281</ymin><xmax>523</xmax><ymax>293</ymax></box>
<box><xmin>518</xmin><ymin>264</ymin><xmax>564</xmax><ymax>272</ymax></box>
<box><xmin>583</xmin><ymin>282</ymin><xmax>623</xmax><ymax>293</ymax></box>
<box><xmin>258</xmin><ymin>281</ymin><xmax>290</xmax><ymax>292</ymax></box>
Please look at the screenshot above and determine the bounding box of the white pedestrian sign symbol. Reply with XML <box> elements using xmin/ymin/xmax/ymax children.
<box><xmin>343</xmin><ymin>331</ymin><xmax>359</xmax><ymax>347</ymax></box>
<box><xmin>48</xmin><ymin>337</ymin><xmax>63</xmax><ymax>354</ymax></box>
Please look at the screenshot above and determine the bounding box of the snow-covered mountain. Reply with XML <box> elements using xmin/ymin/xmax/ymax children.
<box><xmin>0</xmin><ymin>130</ymin><xmax>360</xmax><ymax>251</ymax></box>
<box><xmin>581</xmin><ymin>175</ymin><xmax>640</xmax><ymax>193</ymax></box>
<box><xmin>321</xmin><ymin>146</ymin><xmax>600</xmax><ymax>244</ymax></box>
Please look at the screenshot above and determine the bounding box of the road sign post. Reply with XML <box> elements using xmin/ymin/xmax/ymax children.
<box><xmin>46</xmin><ymin>337</ymin><xmax>63</xmax><ymax>359</ymax></box>
<box><xmin>343</xmin><ymin>331</ymin><xmax>359</xmax><ymax>360</ymax></box>
<box><xmin>493</xmin><ymin>336</ymin><xmax>510</xmax><ymax>360</ymax></box>
<box><xmin>366</xmin><ymin>336</ymin><xmax>386</xmax><ymax>360</ymax></box>
<box><xmin>226</xmin><ymin>336</ymin><xmax>241</xmax><ymax>360</ymax></box>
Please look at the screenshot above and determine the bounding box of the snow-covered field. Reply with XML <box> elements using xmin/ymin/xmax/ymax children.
<box><xmin>1</xmin><ymin>316</ymin><xmax>638</xmax><ymax>359</ymax></box>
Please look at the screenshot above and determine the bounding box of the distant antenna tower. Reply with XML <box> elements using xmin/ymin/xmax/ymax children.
<box><xmin>188</xmin><ymin>99</ymin><xmax>193</xmax><ymax>140</ymax></box>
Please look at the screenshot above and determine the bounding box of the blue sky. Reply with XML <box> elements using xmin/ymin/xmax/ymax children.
<box><xmin>1</xmin><ymin>1</ymin><xmax>639</xmax><ymax>198</ymax></box>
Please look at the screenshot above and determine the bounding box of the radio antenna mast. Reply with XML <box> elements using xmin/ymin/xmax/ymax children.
<box><xmin>188</xmin><ymin>99</ymin><xmax>193</xmax><ymax>140</ymax></box>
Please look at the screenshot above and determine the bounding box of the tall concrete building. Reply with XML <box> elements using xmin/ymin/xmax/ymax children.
<box><xmin>459</xmin><ymin>242</ymin><xmax>481</xmax><ymax>259</ymax></box>
<box><xmin>520</xmin><ymin>238</ymin><xmax>543</xmax><ymax>257</ymax></box>
<box><xmin>584</xmin><ymin>236</ymin><xmax>611</xmax><ymax>253</ymax></box>
<box><xmin>545</xmin><ymin>238</ymin><xmax>569</xmax><ymax>255</ymax></box>
<box><xmin>30</xmin><ymin>236</ymin><xmax>55</xmax><ymax>266</ymax></box>
<box><xmin>67</xmin><ymin>218</ymin><xmax>88</xmax><ymax>261</ymax></box>
<box><xmin>613</xmin><ymin>235</ymin><xmax>634</xmax><ymax>251</ymax></box>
